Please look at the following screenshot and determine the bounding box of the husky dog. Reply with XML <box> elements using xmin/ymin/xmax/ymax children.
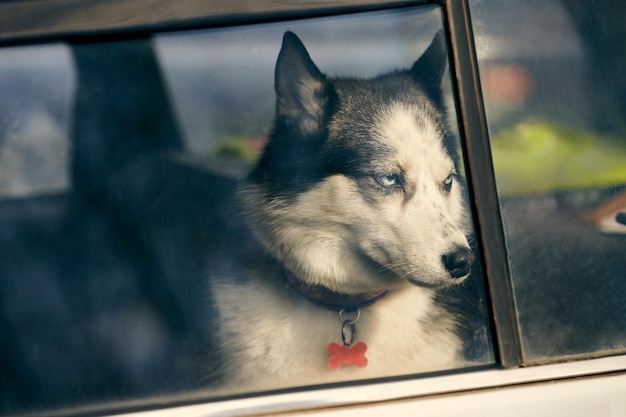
<box><xmin>209</xmin><ymin>30</ymin><xmax>474</xmax><ymax>392</ymax></box>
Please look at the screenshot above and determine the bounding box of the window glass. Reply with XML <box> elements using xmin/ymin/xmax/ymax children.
<box><xmin>470</xmin><ymin>0</ymin><xmax>626</xmax><ymax>361</ymax></box>
<box><xmin>0</xmin><ymin>5</ymin><xmax>493</xmax><ymax>415</ymax></box>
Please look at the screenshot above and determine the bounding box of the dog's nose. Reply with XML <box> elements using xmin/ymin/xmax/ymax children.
<box><xmin>442</xmin><ymin>247</ymin><xmax>474</xmax><ymax>279</ymax></box>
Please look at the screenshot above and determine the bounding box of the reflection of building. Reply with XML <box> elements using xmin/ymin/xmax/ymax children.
<box><xmin>0</xmin><ymin>110</ymin><xmax>68</xmax><ymax>198</ymax></box>
<box><xmin>0</xmin><ymin>45</ymin><xmax>73</xmax><ymax>199</ymax></box>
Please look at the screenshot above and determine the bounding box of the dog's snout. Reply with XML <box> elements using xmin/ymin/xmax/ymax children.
<box><xmin>442</xmin><ymin>247</ymin><xmax>474</xmax><ymax>279</ymax></box>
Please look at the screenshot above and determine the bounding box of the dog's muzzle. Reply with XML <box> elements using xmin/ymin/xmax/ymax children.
<box><xmin>442</xmin><ymin>247</ymin><xmax>475</xmax><ymax>279</ymax></box>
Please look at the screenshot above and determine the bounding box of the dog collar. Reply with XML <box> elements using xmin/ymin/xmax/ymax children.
<box><xmin>283</xmin><ymin>269</ymin><xmax>389</xmax><ymax>311</ymax></box>
<box><xmin>283</xmin><ymin>269</ymin><xmax>389</xmax><ymax>369</ymax></box>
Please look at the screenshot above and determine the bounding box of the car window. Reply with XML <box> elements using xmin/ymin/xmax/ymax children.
<box><xmin>470</xmin><ymin>0</ymin><xmax>626</xmax><ymax>361</ymax></box>
<box><xmin>0</xmin><ymin>5</ymin><xmax>495</xmax><ymax>415</ymax></box>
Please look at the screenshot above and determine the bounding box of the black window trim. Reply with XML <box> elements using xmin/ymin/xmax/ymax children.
<box><xmin>0</xmin><ymin>0</ymin><xmax>428</xmax><ymax>45</ymax></box>
<box><xmin>442</xmin><ymin>0</ymin><xmax>522</xmax><ymax>368</ymax></box>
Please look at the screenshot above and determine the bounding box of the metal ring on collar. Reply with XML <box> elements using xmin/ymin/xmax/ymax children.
<box><xmin>339</xmin><ymin>309</ymin><xmax>361</xmax><ymax>325</ymax></box>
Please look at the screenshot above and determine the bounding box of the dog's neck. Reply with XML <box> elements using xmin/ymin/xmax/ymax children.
<box><xmin>283</xmin><ymin>269</ymin><xmax>388</xmax><ymax>311</ymax></box>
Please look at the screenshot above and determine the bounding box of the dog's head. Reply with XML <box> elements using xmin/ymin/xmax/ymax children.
<box><xmin>239</xmin><ymin>31</ymin><xmax>474</xmax><ymax>293</ymax></box>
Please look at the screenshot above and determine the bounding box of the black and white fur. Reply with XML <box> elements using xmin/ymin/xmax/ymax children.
<box><xmin>208</xmin><ymin>31</ymin><xmax>475</xmax><ymax>392</ymax></box>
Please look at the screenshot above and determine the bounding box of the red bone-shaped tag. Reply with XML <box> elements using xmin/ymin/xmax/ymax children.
<box><xmin>327</xmin><ymin>342</ymin><xmax>368</xmax><ymax>368</ymax></box>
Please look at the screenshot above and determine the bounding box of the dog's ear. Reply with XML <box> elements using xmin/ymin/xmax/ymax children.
<box><xmin>274</xmin><ymin>31</ymin><xmax>333</xmax><ymax>134</ymax></box>
<box><xmin>409</xmin><ymin>30</ymin><xmax>447</xmax><ymax>99</ymax></box>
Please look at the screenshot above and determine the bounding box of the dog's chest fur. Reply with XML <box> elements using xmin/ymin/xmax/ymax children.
<box><xmin>212</xmin><ymin>273</ymin><xmax>461</xmax><ymax>391</ymax></box>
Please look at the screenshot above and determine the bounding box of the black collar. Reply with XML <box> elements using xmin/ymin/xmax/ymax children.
<box><xmin>283</xmin><ymin>269</ymin><xmax>389</xmax><ymax>311</ymax></box>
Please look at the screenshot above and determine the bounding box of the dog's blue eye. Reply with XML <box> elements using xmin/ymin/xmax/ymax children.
<box><xmin>375</xmin><ymin>174</ymin><xmax>400</xmax><ymax>187</ymax></box>
<box><xmin>442</xmin><ymin>174</ymin><xmax>454</xmax><ymax>192</ymax></box>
